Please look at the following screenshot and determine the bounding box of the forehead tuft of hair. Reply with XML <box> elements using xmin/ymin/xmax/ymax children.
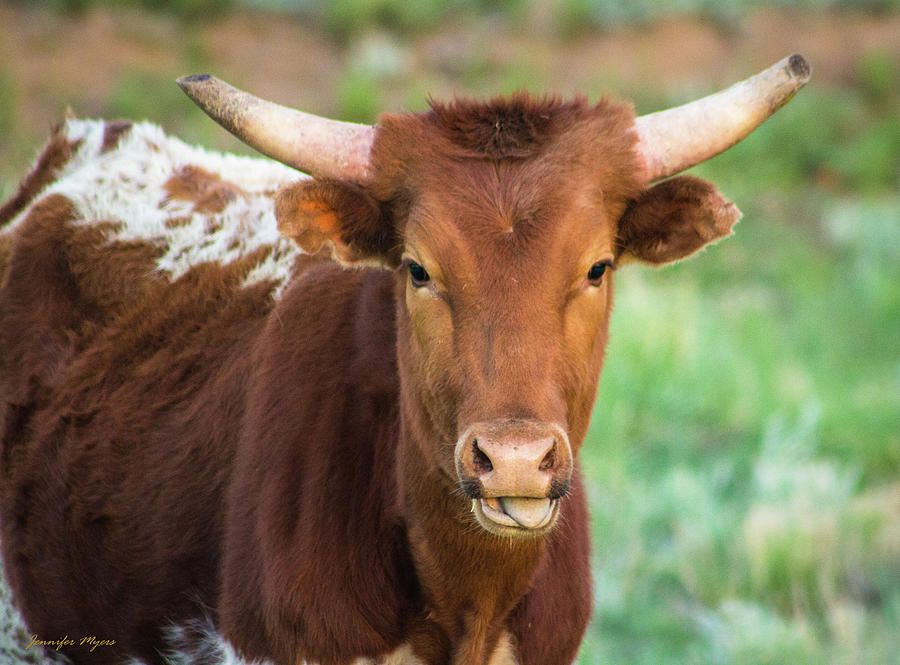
<box><xmin>426</xmin><ymin>93</ymin><xmax>598</xmax><ymax>160</ymax></box>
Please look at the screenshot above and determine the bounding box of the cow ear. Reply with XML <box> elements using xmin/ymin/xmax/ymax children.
<box><xmin>615</xmin><ymin>175</ymin><xmax>741</xmax><ymax>265</ymax></box>
<box><xmin>275</xmin><ymin>179</ymin><xmax>399</xmax><ymax>267</ymax></box>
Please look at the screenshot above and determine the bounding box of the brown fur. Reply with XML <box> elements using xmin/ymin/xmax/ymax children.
<box><xmin>0</xmin><ymin>97</ymin><xmax>740</xmax><ymax>665</ymax></box>
<box><xmin>0</xmin><ymin>125</ymin><xmax>84</xmax><ymax>282</ymax></box>
<box><xmin>100</xmin><ymin>120</ymin><xmax>134</xmax><ymax>154</ymax></box>
<box><xmin>616</xmin><ymin>175</ymin><xmax>740</xmax><ymax>264</ymax></box>
<box><xmin>0</xmin><ymin>125</ymin><xmax>81</xmax><ymax>230</ymax></box>
<box><xmin>276</xmin><ymin>179</ymin><xmax>399</xmax><ymax>264</ymax></box>
<box><xmin>426</xmin><ymin>94</ymin><xmax>597</xmax><ymax>160</ymax></box>
<box><xmin>164</xmin><ymin>165</ymin><xmax>243</xmax><ymax>214</ymax></box>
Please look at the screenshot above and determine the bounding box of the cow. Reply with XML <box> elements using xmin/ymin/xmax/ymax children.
<box><xmin>0</xmin><ymin>55</ymin><xmax>810</xmax><ymax>665</ymax></box>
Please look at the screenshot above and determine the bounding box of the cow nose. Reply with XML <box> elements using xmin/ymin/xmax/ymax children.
<box><xmin>455</xmin><ymin>420</ymin><xmax>573</xmax><ymax>499</ymax></box>
<box><xmin>471</xmin><ymin>435</ymin><xmax>555</xmax><ymax>486</ymax></box>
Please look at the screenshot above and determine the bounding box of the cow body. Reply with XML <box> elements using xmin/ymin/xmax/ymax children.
<box><xmin>1</xmin><ymin>96</ymin><xmax>740</xmax><ymax>665</ymax></box>
<box><xmin>0</xmin><ymin>119</ymin><xmax>304</xmax><ymax>663</ymax></box>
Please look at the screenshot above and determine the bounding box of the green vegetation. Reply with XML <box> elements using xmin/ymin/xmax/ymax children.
<box><xmin>0</xmin><ymin>70</ymin><xmax>17</xmax><ymax>138</ymax></box>
<box><xmin>33</xmin><ymin>0</ymin><xmax>234</xmax><ymax>20</ymax></box>
<box><xmin>108</xmin><ymin>70</ymin><xmax>196</xmax><ymax>127</ymax></box>
<box><xmin>22</xmin><ymin>0</ymin><xmax>900</xmax><ymax>34</ymax></box>
<box><xmin>0</xmin><ymin>70</ymin><xmax>22</xmax><ymax>204</ymax></box>
<box><xmin>304</xmin><ymin>0</ymin><xmax>900</xmax><ymax>38</ymax></box>
<box><xmin>336</xmin><ymin>66</ymin><xmax>384</xmax><ymax>124</ymax></box>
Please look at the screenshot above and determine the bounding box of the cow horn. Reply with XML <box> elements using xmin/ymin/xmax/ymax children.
<box><xmin>177</xmin><ymin>74</ymin><xmax>375</xmax><ymax>183</ymax></box>
<box><xmin>635</xmin><ymin>54</ymin><xmax>811</xmax><ymax>181</ymax></box>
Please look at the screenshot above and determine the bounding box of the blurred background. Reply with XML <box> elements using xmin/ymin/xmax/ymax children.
<box><xmin>1</xmin><ymin>0</ymin><xmax>898</xmax><ymax>663</ymax></box>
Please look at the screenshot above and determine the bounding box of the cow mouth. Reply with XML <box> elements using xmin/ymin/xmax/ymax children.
<box><xmin>474</xmin><ymin>496</ymin><xmax>559</xmax><ymax>535</ymax></box>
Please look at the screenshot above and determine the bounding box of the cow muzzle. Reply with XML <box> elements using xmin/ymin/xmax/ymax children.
<box><xmin>455</xmin><ymin>419</ymin><xmax>573</xmax><ymax>537</ymax></box>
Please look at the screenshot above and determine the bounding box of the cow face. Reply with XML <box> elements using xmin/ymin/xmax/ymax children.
<box><xmin>275</xmin><ymin>97</ymin><xmax>739</xmax><ymax>538</ymax></box>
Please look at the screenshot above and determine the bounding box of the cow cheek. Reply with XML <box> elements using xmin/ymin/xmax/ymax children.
<box><xmin>563</xmin><ymin>286</ymin><xmax>610</xmax><ymax>363</ymax></box>
<box><xmin>562</xmin><ymin>284</ymin><xmax>612</xmax><ymax>439</ymax></box>
<box><xmin>404</xmin><ymin>289</ymin><xmax>461</xmax><ymax>449</ymax></box>
<box><xmin>406</xmin><ymin>288</ymin><xmax>449</xmax><ymax>348</ymax></box>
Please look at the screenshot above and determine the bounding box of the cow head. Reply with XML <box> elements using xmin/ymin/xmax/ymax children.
<box><xmin>179</xmin><ymin>55</ymin><xmax>809</xmax><ymax>537</ymax></box>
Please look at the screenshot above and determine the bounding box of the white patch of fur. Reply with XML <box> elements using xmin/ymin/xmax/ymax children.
<box><xmin>1</xmin><ymin>561</ymin><xmax>437</xmax><ymax>665</ymax></box>
<box><xmin>138</xmin><ymin>619</ymin><xmax>274</xmax><ymax>665</ymax></box>
<box><xmin>486</xmin><ymin>632</ymin><xmax>519</xmax><ymax>665</ymax></box>
<box><xmin>3</xmin><ymin>119</ymin><xmax>306</xmax><ymax>300</ymax></box>
<box><xmin>147</xmin><ymin>619</ymin><xmax>426</xmax><ymax>665</ymax></box>
<box><xmin>0</xmin><ymin>559</ymin><xmax>70</xmax><ymax>664</ymax></box>
<box><xmin>350</xmin><ymin>641</ymin><xmax>426</xmax><ymax>665</ymax></box>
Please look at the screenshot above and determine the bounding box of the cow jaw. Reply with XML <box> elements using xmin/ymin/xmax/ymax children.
<box><xmin>474</xmin><ymin>496</ymin><xmax>560</xmax><ymax>537</ymax></box>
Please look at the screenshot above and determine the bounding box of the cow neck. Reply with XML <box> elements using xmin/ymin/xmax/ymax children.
<box><xmin>397</xmin><ymin>416</ymin><xmax>548</xmax><ymax>664</ymax></box>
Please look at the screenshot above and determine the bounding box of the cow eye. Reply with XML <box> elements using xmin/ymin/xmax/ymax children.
<box><xmin>587</xmin><ymin>261</ymin><xmax>609</xmax><ymax>285</ymax></box>
<box><xmin>408</xmin><ymin>261</ymin><xmax>430</xmax><ymax>287</ymax></box>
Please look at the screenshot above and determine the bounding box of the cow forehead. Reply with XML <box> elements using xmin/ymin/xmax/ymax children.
<box><xmin>405</xmin><ymin>166</ymin><xmax>616</xmax><ymax>284</ymax></box>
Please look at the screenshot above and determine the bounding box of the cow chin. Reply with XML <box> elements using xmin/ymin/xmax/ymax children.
<box><xmin>471</xmin><ymin>496</ymin><xmax>561</xmax><ymax>538</ymax></box>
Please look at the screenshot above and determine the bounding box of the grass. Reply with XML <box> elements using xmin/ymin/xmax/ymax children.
<box><xmin>579</xmin><ymin>256</ymin><xmax>900</xmax><ymax>662</ymax></box>
<box><xmin>29</xmin><ymin>0</ymin><xmax>900</xmax><ymax>37</ymax></box>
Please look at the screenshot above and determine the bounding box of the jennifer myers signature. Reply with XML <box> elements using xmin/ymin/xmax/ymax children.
<box><xmin>27</xmin><ymin>634</ymin><xmax>116</xmax><ymax>652</ymax></box>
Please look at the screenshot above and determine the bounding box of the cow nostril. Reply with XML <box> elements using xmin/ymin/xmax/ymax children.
<box><xmin>472</xmin><ymin>439</ymin><xmax>493</xmax><ymax>474</ymax></box>
<box><xmin>539</xmin><ymin>442</ymin><xmax>556</xmax><ymax>472</ymax></box>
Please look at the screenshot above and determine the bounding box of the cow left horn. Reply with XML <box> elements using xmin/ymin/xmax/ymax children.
<box><xmin>635</xmin><ymin>54</ymin><xmax>811</xmax><ymax>181</ymax></box>
<box><xmin>177</xmin><ymin>74</ymin><xmax>375</xmax><ymax>184</ymax></box>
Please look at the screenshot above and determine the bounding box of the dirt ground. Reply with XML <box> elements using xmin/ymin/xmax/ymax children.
<box><xmin>1</xmin><ymin>4</ymin><xmax>898</xmax><ymax>168</ymax></box>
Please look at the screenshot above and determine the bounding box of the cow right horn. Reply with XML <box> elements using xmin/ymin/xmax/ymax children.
<box><xmin>177</xmin><ymin>74</ymin><xmax>375</xmax><ymax>184</ymax></box>
<box><xmin>634</xmin><ymin>54</ymin><xmax>811</xmax><ymax>181</ymax></box>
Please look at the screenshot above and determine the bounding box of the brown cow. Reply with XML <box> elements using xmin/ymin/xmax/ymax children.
<box><xmin>0</xmin><ymin>56</ymin><xmax>809</xmax><ymax>665</ymax></box>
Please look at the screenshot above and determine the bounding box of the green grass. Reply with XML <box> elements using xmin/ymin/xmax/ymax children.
<box><xmin>37</xmin><ymin>0</ymin><xmax>234</xmax><ymax>20</ymax></box>
<box><xmin>578</xmin><ymin>245</ymin><xmax>900</xmax><ymax>662</ymax></box>
<box><xmin>38</xmin><ymin>0</ymin><xmax>900</xmax><ymax>37</ymax></box>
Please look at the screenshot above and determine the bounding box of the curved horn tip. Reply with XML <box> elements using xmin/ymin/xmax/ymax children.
<box><xmin>786</xmin><ymin>54</ymin><xmax>812</xmax><ymax>82</ymax></box>
<box><xmin>176</xmin><ymin>74</ymin><xmax>213</xmax><ymax>89</ymax></box>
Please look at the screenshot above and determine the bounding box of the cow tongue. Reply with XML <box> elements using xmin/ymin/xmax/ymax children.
<box><xmin>498</xmin><ymin>497</ymin><xmax>553</xmax><ymax>529</ymax></box>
